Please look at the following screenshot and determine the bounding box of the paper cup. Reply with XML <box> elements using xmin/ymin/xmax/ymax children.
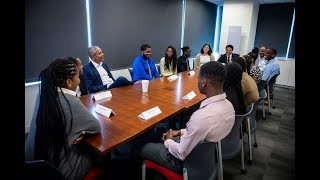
<box><xmin>141</xmin><ymin>80</ymin><xmax>149</xmax><ymax>92</ymax></box>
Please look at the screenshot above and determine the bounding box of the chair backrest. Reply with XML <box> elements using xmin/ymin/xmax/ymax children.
<box><xmin>267</xmin><ymin>74</ymin><xmax>278</xmax><ymax>96</ymax></box>
<box><xmin>257</xmin><ymin>80</ymin><xmax>267</xmax><ymax>93</ymax></box>
<box><xmin>221</xmin><ymin>104</ymin><xmax>253</xmax><ymax>159</ymax></box>
<box><xmin>24</xmin><ymin>160</ymin><xmax>65</xmax><ymax>180</ymax></box>
<box><xmin>183</xmin><ymin>141</ymin><xmax>218</xmax><ymax>180</ymax></box>
<box><xmin>111</xmin><ymin>68</ymin><xmax>132</xmax><ymax>82</ymax></box>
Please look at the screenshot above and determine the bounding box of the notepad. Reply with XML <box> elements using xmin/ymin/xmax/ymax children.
<box><xmin>188</xmin><ymin>70</ymin><xmax>195</xmax><ymax>76</ymax></box>
<box><xmin>93</xmin><ymin>91</ymin><xmax>112</xmax><ymax>101</ymax></box>
<box><xmin>138</xmin><ymin>106</ymin><xmax>162</xmax><ymax>120</ymax></box>
<box><xmin>167</xmin><ymin>75</ymin><xmax>178</xmax><ymax>81</ymax></box>
<box><xmin>94</xmin><ymin>104</ymin><xmax>115</xmax><ymax>117</ymax></box>
<box><xmin>183</xmin><ymin>91</ymin><xmax>196</xmax><ymax>100</ymax></box>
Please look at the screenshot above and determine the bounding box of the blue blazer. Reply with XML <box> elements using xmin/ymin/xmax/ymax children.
<box><xmin>82</xmin><ymin>62</ymin><xmax>115</xmax><ymax>93</ymax></box>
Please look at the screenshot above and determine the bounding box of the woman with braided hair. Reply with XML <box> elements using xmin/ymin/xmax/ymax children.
<box><xmin>25</xmin><ymin>58</ymin><xmax>101</xmax><ymax>179</ymax></box>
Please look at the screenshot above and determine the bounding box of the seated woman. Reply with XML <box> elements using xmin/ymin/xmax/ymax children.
<box><xmin>25</xmin><ymin>58</ymin><xmax>101</xmax><ymax>179</ymax></box>
<box><xmin>160</xmin><ymin>46</ymin><xmax>177</xmax><ymax>76</ymax></box>
<box><xmin>194</xmin><ymin>44</ymin><xmax>215</xmax><ymax>68</ymax></box>
<box><xmin>223</xmin><ymin>62</ymin><xmax>246</xmax><ymax>115</ymax></box>
<box><xmin>244</xmin><ymin>53</ymin><xmax>262</xmax><ymax>83</ymax></box>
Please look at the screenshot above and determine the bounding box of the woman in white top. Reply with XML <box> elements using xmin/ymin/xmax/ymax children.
<box><xmin>194</xmin><ymin>44</ymin><xmax>215</xmax><ymax>68</ymax></box>
<box><xmin>160</xmin><ymin>46</ymin><xmax>177</xmax><ymax>76</ymax></box>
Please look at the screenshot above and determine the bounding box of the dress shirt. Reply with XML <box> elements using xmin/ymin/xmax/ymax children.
<box><xmin>261</xmin><ymin>59</ymin><xmax>280</xmax><ymax>82</ymax></box>
<box><xmin>75</xmin><ymin>86</ymin><xmax>81</xmax><ymax>97</ymax></box>
<box><xmin>91</xmin><ymin>60</ymin><xmax>114</xmax><ymax>87</ymax></box>
<box><xmin>256</xmin><ymin>57</ymin><xmax>267</xmax><ymax>72</ymax></box>
<box><xmin>132</xmin><ymin>55</ymin><xmax>160</xmax><ymax>82</ymax></box>
<box><xmin>164</xmin><ymin>93</ymin><xmax>235</xmax><ymax>160</ymax></box>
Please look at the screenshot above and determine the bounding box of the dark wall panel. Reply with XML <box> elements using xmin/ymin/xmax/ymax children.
<box><xmin>90</xmin><ymin>0</ymin><xmax>182</xmax><ymax>68</ymax></box>
<box><xmin>25</xmin><ymin>0</ymin><xmax>88</xmax><ymax>82</ymax></box>
<box><xmin>254</xmin><ymin>3</ymin><xmax>295</xmax><ymax>57</ymax></box>
<box><xmin>184</xmin><ymin>0</ymin><xmax>217</xmax><ymax>57</ymax></box>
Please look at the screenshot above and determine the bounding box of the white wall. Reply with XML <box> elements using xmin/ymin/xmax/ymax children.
<box><xmin>275</xmin><ymin>58</ymin><xmax>295</xmax><ymax>87</ymax></box>
<box><xmin>219</xmin><ymin>0</ymin><xmax>259</xmax><ymax>56</ymax></box>
<box><xmin>25</xmin><ymin>85</ymin><xmax>39</xmax><ymax>133</ymax></box>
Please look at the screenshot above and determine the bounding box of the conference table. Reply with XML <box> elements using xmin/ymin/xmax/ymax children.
<box><xmin>80</xmin><ymin>69</ymin><xmax>206</xmax><ymax>156</ymax></box>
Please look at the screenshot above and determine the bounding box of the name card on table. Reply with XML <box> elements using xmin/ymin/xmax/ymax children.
<box><xmin>94</xmin><ymin>104</ymin><xmax>116</xmax><ymax>118</ymax></box>
<box><xmin>183</xmin><ymin>91</ymin><xmax>196</xmax><ymax>100</ymax></box>
<box><xmin>167</xmin><ymin>75</ymin><xmax>178</xmax><ymax>81</ymax></box>
<box><xmin>188</xmin><ymin>70</ymin><xmax>195</xmax><ymax>76</ymax></box>
<box><xmin>138</xmin><ymin>106</ymin><xmax>162</xmax><ymax>120</ymax></box>
<box><xmin>93</xmin><ymin>91</ymin><xmax>112</xmax><ymax>101</ymax></box>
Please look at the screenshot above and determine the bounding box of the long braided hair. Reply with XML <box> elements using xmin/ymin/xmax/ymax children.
<box><xmin>34</xmin><ymin>58</ymin><xmax>78</xmax><ymax>173</ymax></box>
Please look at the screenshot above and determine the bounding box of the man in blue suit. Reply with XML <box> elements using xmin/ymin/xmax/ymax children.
<box><xmin>82</xmin><ymin>46</ymin><xmax>132</xmax><ymax>93</ymax></box>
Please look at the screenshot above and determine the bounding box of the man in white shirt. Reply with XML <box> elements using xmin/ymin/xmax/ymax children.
<box><xmin>139</xmin><ymin>61</ymin><xmax>235</xmax><ymax>173</ymax></box>
<box><xmin>256</xmin><ymin>46</ymin><xmax>267</xmax><ymax>72</ymax></box>
<box><xmin>82</xmin><ymin>46</ymin><xmax>133</xmax><ymax>93</ymax></box>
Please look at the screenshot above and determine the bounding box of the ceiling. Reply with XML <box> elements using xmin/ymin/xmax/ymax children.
<box><xmin>205</xmin><ymin>0</ymin><xmax>295</xmax><ymax>6</ymax></box>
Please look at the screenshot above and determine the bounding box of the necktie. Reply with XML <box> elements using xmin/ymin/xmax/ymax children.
<box><xmin>147</xmin><ymin>60</ymin><xmax>152</xmax><ymax>78</ymax></box>
<box><xmin>227</xmin><ymin>55</ymin><xmax>230</xmax><ymax>63</ymax></box>
<box><xmin>186</xmin><ymin>57</ymin><xmax>189</xmax><ymax>70</ymax></box>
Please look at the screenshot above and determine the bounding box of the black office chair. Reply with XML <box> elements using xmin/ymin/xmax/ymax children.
<box><xmin>24</xmin><ymin>160</ymin><xmax>65</xmax><ymax>180</ymax></box>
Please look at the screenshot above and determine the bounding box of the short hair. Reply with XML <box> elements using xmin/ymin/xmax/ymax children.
<box><xmin>269</xmin><ymin>48</ymin><xmax>277</xmax><ymax>56</ymax></box>
<box><xmin>232</xmin><ymin>56</ymin><xmax>247</xmax><ymax>72</ymax></box>
<box><xmin>247</xmin><ymin>52</ymin><xmax>258</xmax><ymax>62</ymax></box>
<box><xmin>252</xmin><ymin>47</ymin><xmax>259</xmax><ymax>54</ymax></box>
<box><xmin>141</xmin><ymin>44</ymin><xmax>151</xmax><ymax>51</ymax></box>
<box><xmin>226</xmin><ymin>44</ymin><xmax>234</xmax><ymax>50</ymax></box>
<box><xmin>88</xmin><ymin>46</ymin><xmax>99</xmax><ymax>59</ymax></box>
<box><xmin>200</xmin><ymin>44</ymin><xmax>213</xmax><ymax>55</ymax></box>
<box><xmin>181</xmin><ymin>46</ymin><xmax>190</xmax><ymax>53</ymax></box>
<box><xmin>199</xmin><ymin>61</ymin><xmax>226</xmax><ymax>85</ymax></box>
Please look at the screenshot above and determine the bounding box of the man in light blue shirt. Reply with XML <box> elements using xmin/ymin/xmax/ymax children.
<box><xmin>261</xmin><ymin>48</ymin><xmax>280</xmax><ymax>82</ymax></box>
<box><xmin>132</xmin><ymin>44</ymin><xmax>160</xmax><ymax>82</ymax></box>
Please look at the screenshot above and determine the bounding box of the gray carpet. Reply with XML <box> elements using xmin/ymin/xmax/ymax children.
<box><xmin>223</xmin><ymin>86</ymin><xmax>295</xmax><ymax>180</ymax></box>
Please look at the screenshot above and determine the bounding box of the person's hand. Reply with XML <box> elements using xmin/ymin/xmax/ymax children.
<box><xmin>162</xmin><ymin>129</ymin><xmax>173</xmax><ymax>142</ymax></box>
<box><xmin>74</xmin><ymin>131</ymin><xmax>86</xmax><ymax>144</ymax></box>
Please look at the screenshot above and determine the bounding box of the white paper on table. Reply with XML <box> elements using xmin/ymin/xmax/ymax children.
<box><xmin>182</xmin><ymin>91</ymin><xmax>196</xmax><ymax>100</ymax></box>
<box><xmin>167</xmin><ymin>75</ymin><xmax>178</xmax><ymax>81</ymax></box>
<box><xmin>138</xmin><ymin>106</ymin><xmax>162</xmax><ymax>120</ymax></box>
<box><xmin>94</xmin><ymin>104</ymin><xmax>116</xmax><ymax>117</ymax></box>
<box><xmin>188</xmin><ymin>70</ymin><xmax>195</xmax><ymax>76</ymax></box>
<box><xmin>92</xmin><ymin>91</ymin><xmax>112</xmax><ymax>101</ymax></box>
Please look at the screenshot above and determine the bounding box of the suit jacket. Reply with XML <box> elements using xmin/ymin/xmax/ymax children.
<box><xmin>82</xmin><ymin>62</ymin><xmax>115</xmax><ymax>93</ymax></box>
<box><xmin>217</xmin><ymin>53</ymin><xmax>239</xmax><ymax>64</ymax></box>
<box><xmin>177</xmin><ymin>55</ymin><xmax>190</xmax><ymax>73</ymax></box>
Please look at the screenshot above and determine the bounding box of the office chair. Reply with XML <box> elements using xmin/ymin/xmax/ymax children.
<box><xmin>24</xmin><ymin>160</ymin><xmax>65</xmax><ymax>180</ymax></box>
<box><xmin>142</xmin><ymin>141</ymin><xmax>219</xmax><ymax>180</ymax></box>
<box><xmin>221</xmin><ymin>106</ymin><xmax>253</xmax><ymax>174</ymax></box>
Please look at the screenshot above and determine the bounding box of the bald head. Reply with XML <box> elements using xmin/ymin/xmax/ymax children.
<box><xmin>259</xmin><ymin>46</ymin><xmax>267</xmax><ymax>58</ymax></box>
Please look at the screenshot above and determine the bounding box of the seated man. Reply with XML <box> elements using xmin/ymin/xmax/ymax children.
<box><xmin>261</xmin><ymin>48</ymin><xmax>280</xmax><ymax>83</ymax></box>
<box><xmin>132</xmin><ymin>44</ymin><xmax>160</xmax><ymax>82</ymax></box>
<box><xmin>217</xmin><ymin>44</ymin><xmax>239</xmax><ymax>64</ymax></box>
<box><xmin>83</xmin><ymin>46</ymin><xmax>133</xmax><ymax>93</ymax></box>
<box><xmin>177</xmin><ymin>46</ymin><xmax>192</xmax><ymax>73</ymax></box>
<box><xmin>139</xmin><ymin>61</ymin><xmax>235</xmax><ymax>173</ymax></box>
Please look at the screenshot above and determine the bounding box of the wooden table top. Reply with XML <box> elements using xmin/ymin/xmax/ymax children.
<box><xmin>80</xmin><ymin>88</ymin><xmax>184</xmax><ymax>155</ymax></box>
<box><xmin>119</xmin><ymin>69</ymin><xmax>206</xmax><ymax>109</ymax></box>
